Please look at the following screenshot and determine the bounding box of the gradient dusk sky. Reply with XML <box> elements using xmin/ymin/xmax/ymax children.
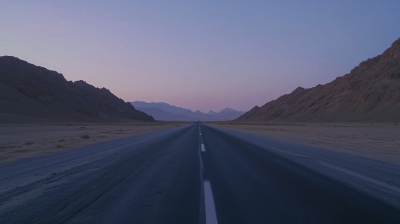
<box><xmin>1</xmin><ymin>1</ymin><xmax>400</xmax><ymax>112</ymax></box>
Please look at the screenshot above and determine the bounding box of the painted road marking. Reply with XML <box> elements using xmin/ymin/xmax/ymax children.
<box><xmin>201</xmin><ymin>144</ymin><xmax>206</xmax><ymax>152</ymax></box>
<box><xmin>200</xmin><ymin>133</ymin><xmax>202</xmax><ymax>135</ymax></box>
<box><xmin>204</xmin><ymin>181</ymin><xmax>218</xmax><ymax>224</ymax></box>
<box><xmin>199</xmin><ymin>137</ymin><xmax>217</xmax><ymax>223</ymax></box>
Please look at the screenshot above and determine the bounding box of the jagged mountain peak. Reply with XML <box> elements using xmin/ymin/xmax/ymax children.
<box><xmin>132</xmin><ymin>101</ymin><xmax>246</xmax><ymax>121</ymax></box>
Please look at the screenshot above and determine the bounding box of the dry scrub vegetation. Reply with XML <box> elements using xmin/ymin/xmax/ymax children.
<box><xmin>0</xmin><ymin>122</ymin><xmax>188</xmax><ymax>165</ymax></box>
<box><xmin>208</xmin><ymin>122</ymin><xmax>400</xmax><ymax>165</ymax></box>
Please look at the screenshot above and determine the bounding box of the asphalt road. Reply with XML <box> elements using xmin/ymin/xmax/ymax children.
<box><xmin>1</xmin><ymin>123</ymin><xmax>400</xmax><ymax>223</ymax></box>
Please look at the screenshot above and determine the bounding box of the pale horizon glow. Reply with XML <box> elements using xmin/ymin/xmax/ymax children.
<box><xmin>1</xmin><ymin>1</ymin><xmax>400</xmax><ymax>113</ymax></box>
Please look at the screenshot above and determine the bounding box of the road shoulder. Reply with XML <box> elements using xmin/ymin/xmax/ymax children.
<box><xmin>207</xmin><ymin>122</ymin><xmax>400</xmax><ymax>165</ymax></box>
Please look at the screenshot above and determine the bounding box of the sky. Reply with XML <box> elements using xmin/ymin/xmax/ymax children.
<box><xmin>1</xmin><ymin>1</ymin><xmax>400</xmax><ymax>112</ymax></box>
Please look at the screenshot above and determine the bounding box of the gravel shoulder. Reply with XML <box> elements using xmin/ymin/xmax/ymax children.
<box><xmin>207</xmin><ymin>122</ymin><xmax>400</xmax><ymax>165</ymax></box>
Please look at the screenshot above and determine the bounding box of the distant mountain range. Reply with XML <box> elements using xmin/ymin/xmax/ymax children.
<box><xmin>131</xmin><ymin>101</ymin><xmax>245</xmax><ymax>121</ymax></box>
<box><xmin>0</xmin><ymin>56</ymin><xmax>154</xmax><ymax>123</ymax></box>
<box><xmin>237</xmin><ymin>37</ymin><xmax>400</xmax><ymax>122</ymax></box>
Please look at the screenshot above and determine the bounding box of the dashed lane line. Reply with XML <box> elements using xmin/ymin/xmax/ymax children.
<box><xmin>204</xmin><ymin>180</ymin><xmax>218</xmax><ymax>224</ymax></box>
<box><xmin>199</xmin><ymin>133</ymin><xmax>217</xmax><ymax>223</ymax></box>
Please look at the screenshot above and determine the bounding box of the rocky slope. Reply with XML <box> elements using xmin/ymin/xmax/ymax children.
<box><xmin>237</xmin><ymin>37</ymin><xmax>400</xmax><ymax>122</ymax></box>
<box><xmin>0</xmin><ymin>56</ymin><xmax>154</xmax><ymax>123</ymax></box>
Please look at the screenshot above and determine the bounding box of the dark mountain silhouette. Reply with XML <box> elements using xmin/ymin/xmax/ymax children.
<box><xmin>207</xmin><ymin>110</ymin><xmax>217</xmax><ymax>115</ymax></box>
<box><xmin>213</xmin><ymin>108</ymin><xmax>245</xmax><ymax>121</ymax></box>
<box><xmin>236</xmin><ymin>37</ymin><xmax>400</xmax><ymax>122</ymax></box>
<box><xmin>0</xmin><ymin>56</ymin><xmax>154</xmax><ymax>123</ymax></box>
<box><xmin>134</xmin><ymin>107</ymin><xmax>197</xmax><ymax>121</ymax></box>
<box><xmin>132</xmin><ymin>101</ymin><xmax>245</xmax><ymax>121</ymax></box>
<box><xmin>132</xmin><ymin>101</ymin><xmax>193</xmax><ymax>116</ymax></box>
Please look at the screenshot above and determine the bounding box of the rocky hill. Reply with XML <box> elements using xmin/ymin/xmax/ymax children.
<box><xmin>0</xmin><ymin>56</ymin><xmax>154</xmax><ymax>123</ymax></box>
<box><xmin>236</xmin><ymin>37</ymin><xmax>400</xmax><ymax>122</ymax></box>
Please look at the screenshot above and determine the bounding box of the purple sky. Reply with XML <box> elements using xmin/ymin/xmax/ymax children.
<box><xmin>1</xmin><ymin>1</ymin><xmax>400</xmax><ymax>112</ymax></box>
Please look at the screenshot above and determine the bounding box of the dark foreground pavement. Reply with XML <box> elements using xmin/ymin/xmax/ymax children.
<box><xmin>1</xmin><ymin>123</ymin><xmax>400</xmax><ymax>223</ymax></box>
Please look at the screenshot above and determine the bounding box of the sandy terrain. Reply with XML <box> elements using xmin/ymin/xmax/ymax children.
<box><xmin>0</xmin><ymin>122</ymin><xmax>188</xmax><ymax>165</ymax></box>
<box><xmin>208</xmin><ymin>122</ymin><xmax>400</xmax><ymax>165</ymax></box>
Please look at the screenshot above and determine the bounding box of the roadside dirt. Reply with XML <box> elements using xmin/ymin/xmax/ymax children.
<box><xmin>208</xmin><ymin>122</ymin><xmax>400</xmax><ymax>165</ymax></box>
<box><xmin>0</xmin><ymin>122</ymin><xmax>188</xmax><ymax>165</ymax></box>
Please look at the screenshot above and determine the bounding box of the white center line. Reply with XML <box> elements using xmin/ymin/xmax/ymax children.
<box><xmin>204</xmin><ymin>180</ymin><xmax>218</xmax><ymax>224</ymax></box>
<box><xmin>201</xmin><ymin>144</ymin><xmax>206</xmax><ymax>152</ymax></box>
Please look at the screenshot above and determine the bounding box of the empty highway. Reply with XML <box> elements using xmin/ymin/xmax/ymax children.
<box><xmin>1</xmin><ymin>123</ymin><xmax>400</xmax><ymax>223</ymax></box>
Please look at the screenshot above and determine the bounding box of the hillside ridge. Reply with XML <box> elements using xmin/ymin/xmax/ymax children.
<box><xmin>0</xmin><ymin>56</ymin><xmax>154</xmax><ymax>123</ymax></box>
<box><xmin>236</xmin><ymin>37</ymin><xmax>400</xmax><ymax>122</ymax></box>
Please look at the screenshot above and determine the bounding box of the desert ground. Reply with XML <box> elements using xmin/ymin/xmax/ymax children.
<box><xmin>208</xmin><ymin>122</ymin><xmax>400</xmax><ymax>165</ymax></box>
<box><xmin>0</xmin><ymin>122</ymin><xmax>188</xmax><ymax>165</ymax></box>
<box><xmin>2</xmin><ymin>121</ymin><xmax>399</xmax><ymax>166</ymax></box>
